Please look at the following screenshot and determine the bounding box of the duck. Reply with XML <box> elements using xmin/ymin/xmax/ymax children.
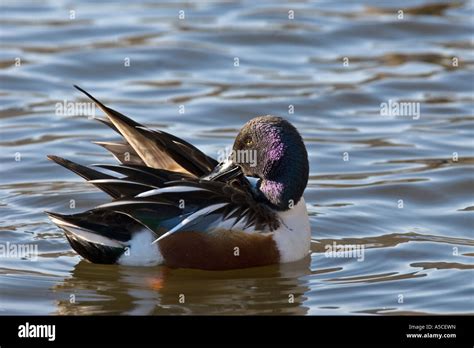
<box><xmin>46</xmin><ymin>86</ymin><xmax>311</xmax><ymax>270</ymax></box>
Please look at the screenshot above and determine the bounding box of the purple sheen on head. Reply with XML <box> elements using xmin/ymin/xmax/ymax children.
<box><xmin>255</xmin><ymin>121</ymin><xmax>285</xmax><ymax>162</ymax></box>
<box><xmin>267</xmin><ymin>141</ymin><xmax>285</xmax><ymax>162</ymax></box>
<box><xmin>260</xmin><ymin>180</ymin><xmax>285</xmax><ymax>206</ymax></box>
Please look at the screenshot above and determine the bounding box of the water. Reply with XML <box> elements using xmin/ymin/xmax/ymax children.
<box><xmin>0</xmin><ymin>0</ymin><xmax>473</xmax><ymax>315</ymax></box>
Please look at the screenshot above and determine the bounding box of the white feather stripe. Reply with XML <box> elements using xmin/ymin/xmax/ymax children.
<box><xmin>62</xmin><ymin>225</ymin><xmax>123</xmax><ymax>248</ymax></box>
<box><xmin>151</xmin><ymin>202</ymin><xmax>228</xmax><ymax>244</ymax></box>
<box><xmin>88</xmin><ymin>179</ymin><xmax>155</xmax><ymax>189</ymax></box>
<box><xmin>137</xmin><ymin>186</ymin><xmax>209</xmax><ymax>197</ymax></box>
<box><xmin>96</xmin><ymin>200</ymin><xmax>175</xmax><ymax>209</ymax></box>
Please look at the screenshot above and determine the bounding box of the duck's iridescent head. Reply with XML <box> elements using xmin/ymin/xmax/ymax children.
<box><xmin>231</xmin><ymin>115</ymin><xmax>309</xmax><ymax>210</ymax></box>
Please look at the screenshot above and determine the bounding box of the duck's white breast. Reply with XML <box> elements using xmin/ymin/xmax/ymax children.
<box><xmin>272</xmin><ymin>198</ymin><xmax>311</xmax><ymax>263</ymax></box>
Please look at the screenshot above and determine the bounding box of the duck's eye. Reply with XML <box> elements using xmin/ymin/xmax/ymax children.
<box><xmin>245</xmin><ymin>138</ymin><xmax>253</xmax><ymax>146</ymax></box>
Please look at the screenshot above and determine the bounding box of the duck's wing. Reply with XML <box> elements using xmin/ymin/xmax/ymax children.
<box><xmin>45</xmin><ymin>202</ymin><xmax>182</xmax><ymax>264</ymax></box>
<box><xmin>48</xmin><ymin>178</ymin><xmax>279</xmax><ymax>258</ymax></box>
<box><xmin>98</xmin><ymin>179</ymin><xmax>281</xmax><ymax>239</ymax></box>
<box><xmin>74</xmin><ymin>85</ymin><xmax>218</xmax><ymax>176</ymax></box>
<box><xmin>47</xmin><ymin>170</ymin><xmax>279</xmax><ymax>265</ymax></box>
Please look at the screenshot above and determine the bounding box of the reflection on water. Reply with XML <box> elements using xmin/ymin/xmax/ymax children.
<box><xmin>0</xmin><ymin>0</ymin><xmax>473</xmax><ymax>315</ymax></box>
<box><xmin>55</xmin><ymin>258</ymin><xmax>312</xmax><ymax>315</ymax></box>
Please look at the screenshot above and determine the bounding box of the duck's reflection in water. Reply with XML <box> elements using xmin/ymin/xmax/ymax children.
<box><xmin>55</xmin><ymin>257</ymin><xmax>312</xmax><ymax>315</ymax></box>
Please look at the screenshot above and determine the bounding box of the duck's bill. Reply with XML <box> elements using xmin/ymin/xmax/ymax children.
<box><xmin>204</xmin><ymin>159</ymin><xmax>242</xmax><ymax>181</ymax></box>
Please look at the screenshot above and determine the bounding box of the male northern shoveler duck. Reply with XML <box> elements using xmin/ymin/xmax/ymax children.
<box><xmin>46</xmin><ymin>86</ymin><xmax>310</xmax><ymax>270</ymax></box>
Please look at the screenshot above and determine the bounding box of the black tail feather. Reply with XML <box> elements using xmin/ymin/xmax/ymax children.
<box><xmin>47</xmin><ymin>155</ymin><xmax>123</xmax><ymax>198</ymax></box>
<box><xmin>47</xmin><ymin>155</ymin><xmax>157</xmax><ymax>198</ymax></box>
<box><xmin>45</xmin><ymin>209</ymin><xmax>153</xmax><ymax>264</ymax></box>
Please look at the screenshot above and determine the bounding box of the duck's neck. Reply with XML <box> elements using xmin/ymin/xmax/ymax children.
<box><xmin>256</xmin><ymin>126</ymin><xmax>309</xmax><ymax>211</ymax></box>
<box><xmin>259</xmin><ymin>176</ymin><xmax>304</xmax><ymax>211</ymax></box>
<box><xmin>259</xmin><ymin>179</ymin><xmax>287</xmax><ymax>210</ymax></box>
<box><xmin>257</xmin><ymin>147</ymin><xmax>309</xmax><ymax>210</ymax></box>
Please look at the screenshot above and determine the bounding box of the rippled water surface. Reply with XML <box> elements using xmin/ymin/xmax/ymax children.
<box><xmin>1</xmin><ymin>0</ymin><xmax>473</xmax><ymax>315</ymax></box>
